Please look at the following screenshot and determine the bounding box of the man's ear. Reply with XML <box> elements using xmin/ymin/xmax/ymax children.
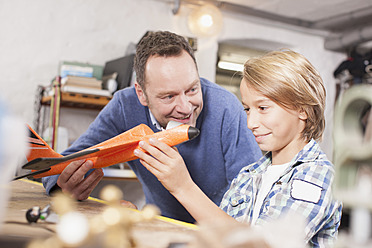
<box><xmin>135</xmin><ymin>82</ymin><xmax>148</xmax><ymax>107</ymax></box>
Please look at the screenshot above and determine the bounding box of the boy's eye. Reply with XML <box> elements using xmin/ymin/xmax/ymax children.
<box><xmin>244</xmin><ymin>107</ymin><xmax>250</xmax><ymax>113</ymax></box>
<box><xmin>259</xmin><ymin>106</ymin><xmax>268</xmax><ymax>111</ymax></box>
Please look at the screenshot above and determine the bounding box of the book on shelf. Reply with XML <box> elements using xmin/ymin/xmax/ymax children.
<box><xmin>61</xmin><ymin>76</ymin><xmax>103</xmax><ymax>89</ymax></box>
<box><xmin>60</xmin><ymin>61</ymin><xmax>104</xmax><ymax>80</ymax></box>
<box><xmin>61</xmin><ymin>85</ymin><xmax>112</xmax><ymax>97</ymax></box>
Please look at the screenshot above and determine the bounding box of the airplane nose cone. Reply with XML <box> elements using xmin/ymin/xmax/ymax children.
<box><xmin>187</xmin><ymin>126</ymin><xmax>200</xmax><ymax>140</ymax></box>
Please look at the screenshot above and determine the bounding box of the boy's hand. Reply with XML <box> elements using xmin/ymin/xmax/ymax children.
<box><xmin>134</xmin><ymin>138</ymin><xmax>194</xmax><ymax>196</ymax></box>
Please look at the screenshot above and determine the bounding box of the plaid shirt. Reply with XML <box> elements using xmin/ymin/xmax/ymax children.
<box><xmin>220</xmin><ymin>139</ymin><xmax>342</xmax><ymax>247</ymax></box>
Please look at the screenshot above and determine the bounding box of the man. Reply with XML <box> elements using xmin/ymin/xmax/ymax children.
<box><xmin>43</xmin><ymin>31</ymin><xmax>262</xmax><ymax>223</ymax></box>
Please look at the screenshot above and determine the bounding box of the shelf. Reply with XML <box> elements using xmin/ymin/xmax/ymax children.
<box><xmin>41</xmin><ymin>91</ymin><xmax>112</xmax><ymax>110</ymax></box>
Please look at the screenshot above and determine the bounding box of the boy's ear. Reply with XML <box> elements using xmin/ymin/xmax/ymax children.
<box><xmin>135</xmin><ymin>82</ymin><xmax>148</xmax><ymax>107</ymax></box>
<box><xmin>298</xmin><ymin>109</ymin><xmax>308</xmax><ymax>121</ymax></box>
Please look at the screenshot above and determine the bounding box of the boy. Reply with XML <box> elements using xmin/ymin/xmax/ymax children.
<box><xmin>135</xmin><ymin>50</ymin><xmax>342</xmax><ymax>247</ymax></box>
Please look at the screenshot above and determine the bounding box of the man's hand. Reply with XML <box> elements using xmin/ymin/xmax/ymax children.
<box><xmin>57</xmin><ymin>159</ymin><xmax>104</xmax><ymax>201</ymax></box>
<box><xmin>120</xmin><ymin>200</ymin><xmax>138</xmax><ymax>210</ymax></box>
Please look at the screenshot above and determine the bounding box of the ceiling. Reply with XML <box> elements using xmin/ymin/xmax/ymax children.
<box><xmin>220</xmin><ymin>0</ymin><xmax>372</xmax><ymax>52</ymax></box>
<box><xmin>167</xmin><ymin>0</ymin><xmax>372</xmax><ymax>52</ymax></box>
<box><xmin>221</xmin><ymin>0</ymin><xmax>372</xmax><ymax>31</ymax></box>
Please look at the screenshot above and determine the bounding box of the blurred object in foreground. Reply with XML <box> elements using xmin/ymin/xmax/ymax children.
<box><xmin>190</xmin><ymin>213</ymin><xmax>306</xmax><ymax>248</ymax></box>
<box><xmin>334</xmin><ymin>84</ymin><xmax>372</xmax><ymax>245</ymax></box>
<box><xmin>0</xmin><ymin>100</ymin><xmax>28</xmax><ymax>229</ymax></box>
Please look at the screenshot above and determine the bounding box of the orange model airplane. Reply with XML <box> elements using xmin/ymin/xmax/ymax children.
<box><xmin>14</xmin><ymin>122</ymin><xmax>200</xmax><ymax>180</ymax></box>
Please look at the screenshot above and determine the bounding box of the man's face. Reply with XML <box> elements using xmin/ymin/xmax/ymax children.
<box><xmin>135</xmin><ymin>51</ymin><xmax>203</xmax><ymax>129</ymax></box>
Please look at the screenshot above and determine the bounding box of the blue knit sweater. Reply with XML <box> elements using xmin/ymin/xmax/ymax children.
<box><xmin>43</xmin><ymin>78</ymin><xmax>262</xmax><ymax>223</ymax></box>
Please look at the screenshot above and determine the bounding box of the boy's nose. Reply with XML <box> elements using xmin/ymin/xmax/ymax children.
<box><xmin>247</xmin><ymin>112</ymin><xmax>259</xmax><ymax>130</ymax></box>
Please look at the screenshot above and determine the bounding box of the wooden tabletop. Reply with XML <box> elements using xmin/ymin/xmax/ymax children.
<box><xmin>0</xmin><ymin>179</ymin><xmax>197</xmax><ymax>248</ymax></box>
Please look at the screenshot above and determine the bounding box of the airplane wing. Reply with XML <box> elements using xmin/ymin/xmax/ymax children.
<box><xmin>13</xmin><ymin>168</ymin><xmax>51</xmax><ymax>181</ymax></box>
<box><xmin>22</xmin><ymin>148</ymin><xmax>100</xmax><ymax>170</ymax></box>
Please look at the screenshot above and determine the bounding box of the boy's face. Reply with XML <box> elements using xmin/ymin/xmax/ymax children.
<box><xmin>240</xmin><ymin>79</ymin><xmax>307</xmax><ymax>164</ymax></box>
<box><xmin>135</xmin><ymin>51</ymin><xmax>203</xmax><ymax>129</ymax></box>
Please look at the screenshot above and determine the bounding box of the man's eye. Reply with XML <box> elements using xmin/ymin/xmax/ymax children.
<box><xmin>244</xmin><ymin>108</ymin><xmax>250</xmax><ymax>113</ymax></box>
<box><xmin>164</xmin><ymin>95</ymin><xmax>173</xmax><ymax>100</ymax></box>
<box><xmin>187</xmin><ymin>87</ymin><xmax>198</xmax><ymax>94</ymax></box>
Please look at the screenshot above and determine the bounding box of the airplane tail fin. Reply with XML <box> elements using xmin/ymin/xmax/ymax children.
<box><xmin>27</xmin><ymin>125</ymin><xmax>61</xmax><ymax>161</ymax></box>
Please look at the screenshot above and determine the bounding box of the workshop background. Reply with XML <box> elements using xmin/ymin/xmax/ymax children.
<box><xmin>1</xmin><ymin>0</ymin><xmax>372</xmax><ymax>246</ymax></box>
<box><xmin>3</xmin><ymin>0</ymin><xmax>370</xmax><ymax>158</ymax></box>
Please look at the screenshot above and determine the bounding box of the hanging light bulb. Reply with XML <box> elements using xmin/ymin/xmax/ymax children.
<box><xmin>188</xmin><ymin>3</ymin><xmax>223</xmax><ymax>37</ymax></box>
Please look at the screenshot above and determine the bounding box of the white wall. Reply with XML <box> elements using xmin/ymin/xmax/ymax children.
<box><xmin>0</xmin><ymin>0</ymin><xmax>345</xmax><ymax>158</ymax></box>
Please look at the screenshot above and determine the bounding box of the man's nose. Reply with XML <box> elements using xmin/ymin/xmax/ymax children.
<box><xmin>175</xmin><ymin>94</ymin><xmax>192</xmax><ymax>113</ymax></box>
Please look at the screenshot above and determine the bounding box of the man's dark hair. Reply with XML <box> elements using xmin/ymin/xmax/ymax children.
<box><xmin>134</xmin><ymin>31</ymin><xmax>197</xmax><ymax>88</ymax></box>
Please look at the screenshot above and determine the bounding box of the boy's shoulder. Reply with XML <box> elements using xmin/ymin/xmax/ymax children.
<box><xmin>295</xmin><ymin>154</ymin><xmax>334</xmax><ymax>188</ymax></box>
<box><xmin>294</xmin><ymin>140</ymin><xmax>330</xmax><ymax>165</ymax></box>
<box><xmin>290</xmin><ymin>140</ymin><xmax>334</xmax><ymax>187</ymax></box>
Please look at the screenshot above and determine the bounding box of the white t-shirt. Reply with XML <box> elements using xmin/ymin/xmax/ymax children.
<box><xmin>251</xmin><ymin>162</ymin><xmax>289</xmax><ymax>225</ymax></box>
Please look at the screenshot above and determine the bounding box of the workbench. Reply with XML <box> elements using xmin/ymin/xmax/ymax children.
<box><xmin>0</xmin><ymin>179</ymin><xmax>197</xmax><ymax>248</ymax></box>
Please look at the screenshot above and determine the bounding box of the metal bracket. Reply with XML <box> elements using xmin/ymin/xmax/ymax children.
<box><xmin>172</xmin><ymin>0</ymin><xmax>180</xmax><ymax>15</ymax></box>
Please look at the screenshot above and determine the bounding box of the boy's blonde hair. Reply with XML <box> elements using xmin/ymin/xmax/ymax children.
<box><xmin>243</xmin><ymin>50</ymin><xmax>326</xmax><ymax>142</ymax></box>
